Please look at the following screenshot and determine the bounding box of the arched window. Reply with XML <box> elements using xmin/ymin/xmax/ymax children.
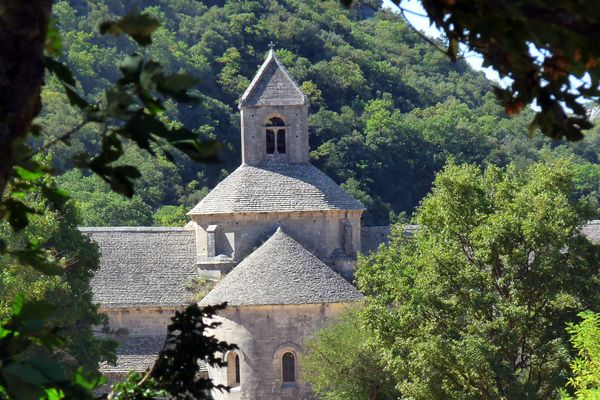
<box><xmin>266</xmin><ymin>129</ymin><xmax>275</xmax><ymax>154</ymax></box>
<box><xmin>266</xmin><ymin>117</ymin><xmax>285</xmax><ymax>127</ymax></box>
<box><xmin>265</xmin><ymin>116</ymin><xmax>286</xmax><ymax>154</ymax></box>
<box><xmin>282</xmin><ymin>352</ymin><xmax>295</xmax><ymax>382</ymax></box>
<box><xmin>277</xmin><ymin>129</ymin><xmax>286</xmax><ymax>153</ymax></box>
<box><xmin>227</xmin><ymin>352</ymin><xmax>240</xmax><ymax>387</ymax></box>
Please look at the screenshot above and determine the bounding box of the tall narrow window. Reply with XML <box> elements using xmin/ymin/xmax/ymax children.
<box><xmin>282</xmin><ymin>352</ymin><xmax>295</xmax><ymax>382</ymax></box>
<box><xmin>265</xmin><ymin>116</ymin><xmax>286</xmax><ymax>155</ymax></box>
<box><xmin>266</xmin><ymin>129</ymin><xmax>275</xmax><ymax>154</ymax></box>
<box><xmin>277</xmin><ymin>129</ymin><xmax>286</xmax><ymax>153</ymax></box>
<box><xmin>234</xmin><ymin>354</ymin><xmax>240</xmax><ymax>384</ymax></box>
<box><xmin>227</xmin><ymin>352</ymin><xmax>241</xmax><ymax>387</ymax></box>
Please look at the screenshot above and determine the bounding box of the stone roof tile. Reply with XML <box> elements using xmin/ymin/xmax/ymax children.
<box><xmin>83</xmin><ymin>228</ymin><xmax>197</xmax><ymax>308</ymax></box>
<box><xmin>583</xmin><ymin>220</ymin><xmax>600</xmax><ymax>244</ymax></box>
<box><xmin>360</xmin><ymin>225</ymin><xmax>418</xmax><ymax>254</ymax></box>
<box><xmin>239</xmin><ymin>50</ymin><xmax>308</xmax><ymax>107</ymax></box>
<box><xmin>361</xmin><ymin>222</ymin><xmax>600</xmax><ymax>254</ymax></box>
<box><xmin>199</xmin><ymin>228</ymin><xmax>362</xmax><ymax>307</ymax></box>
<box><xmin>188</xmin><ymin>163</ymin><xmax>363</xmax><ymax>215</ymax></box>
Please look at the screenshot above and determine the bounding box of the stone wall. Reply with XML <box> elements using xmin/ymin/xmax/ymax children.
<box><xmin>206</xmin><ymin>302</ymin><xmax>351</xmax><ymax>400</ymax></box>
<box><xmin>98</xmin><ymin>308</ymin><xmax>177</xmax><ymax>378</ymax></box>
<box><xmin>102</xmin><ymin>307</ymin><xmax>176</xmax><ymax>336</ymax></box>
<box><xmin>192</xmin><ymin>210</ymin><xmax>362</xmax><ymax>265</ymax></box>
<box><xmin>240</xmin><ymin>105</ymin><xmax>308</xmax><ymax>166</ymax></box>
<box><xmin>97</xmin><ymin>307</ymin><xmax>208</xmax><ymax>392</ymax></box>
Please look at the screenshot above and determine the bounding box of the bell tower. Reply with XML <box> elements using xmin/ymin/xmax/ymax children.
<box><xmin>238</xmin><ymin>48</ymin><xmax>310</xmax><ymax>166</ymax></box>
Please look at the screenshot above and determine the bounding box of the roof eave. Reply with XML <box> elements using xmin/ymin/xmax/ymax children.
<box><xmin>187</xmin><ymin>207</ymin><xmax>365</xmax><ymax>217</ymax></box>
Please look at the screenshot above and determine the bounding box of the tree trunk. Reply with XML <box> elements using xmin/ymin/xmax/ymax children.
<box><xmin>369</xmin><ymin>384</ymin><xmax>378</xmax><ymax>400</ymax></box>
<box><xmin>0</xmin><ymin>1</ymin><xmax>53</xmax><ymax>196</ymax></box>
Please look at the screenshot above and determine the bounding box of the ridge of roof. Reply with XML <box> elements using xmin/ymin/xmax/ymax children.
<box><xmin>188</xmin><ymin>163</ymin><xmax>364</xmax><ymax>215</ymax></box>
<box><xmin>239</xmin><ymin>49</ymin><xmax>309</xmax><ymax>108</ymax></box>
<box><xmin>80</xmin><ymin>227</ymin><xmax>191</xmax><ymax>233</ymax></box>
<box><xmin>199</xmin><ymin>228</ymin><xmax>362</xmax><ymax>307</ymax></box>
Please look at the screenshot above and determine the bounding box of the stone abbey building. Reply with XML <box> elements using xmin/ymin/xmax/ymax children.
<box><xmin>86</xmin><ymin>49</ymin><xmax>600</xmax><ymax>399</ymax></box>
<box><xmin>87</xmin><ymin>50</ymin><xmax>390</xmax><ymax>399</ymax></box>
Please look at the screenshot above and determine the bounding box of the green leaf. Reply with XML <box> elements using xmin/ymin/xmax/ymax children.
<box><xmin>13</xmin><ymin>166</ymin><xmax>45</xmax><ymax>181</ymax></box>
<box><xmin>19</xmin><ymin>300</ymin><xmax>55</xmax><ymax>321</ymax></box>
<box><xmin>89</xmin><ymin>161</ymin><xmax>142</xmax><ymax>198</ymax></box>
<box><xmin>2</xmin><ymin>362</ymin><xmax>49</xmax><ymax>386</ymax></box>
<box><xmin>158</xmin><ymin>74</ymin><xmax>200</xmax><ymax>93</ymax></box>
<box><xmin>156</xmin><ymin>74</ymin><xmax>201</xmax><ymax>103</ymax></box>
<box><xmin>171</xmin><ymin>139</ymin><xmax>221</xmax><ymax>163</ymax></box>
<box><xmin>105</xmin><ymin>87</ymin><xmax>134</xmax><ymax>119</ymax></box>
<box><xmin>43</xmin><ymin>56</ymin><xmax>76</xmax><ymax>86</ymax></box>
<box><xmin>117</xmin><ymin>112</ymin><xmax>160</xmax><ymax>150</ymax></box>
<box><xmin>63</xmin><ymin>84</ymin><xmax>89</xmax><ymax>110</ymax></box>
<box><xmin>100</xmin><ymin>12</ymin><xmax>160</xmax><ymax>47</ymax></box>
<box><xmin>40</xmin><ymin>186</ymin><xmax>69</xmax><ymax>209</ymax></box>
<box><xmin>4</xmin><ymin>198</ymin><xmax>36</xmax><ymax>231</ymax></box>
<box><xmin>44</xmin><ymin>19</ymin><xmax>62</xmax><ymax>57</ymax></box>
<box><xmin>29</xmin><ymin>124</ymin><xmax>43</xmax><ymax>137</ymax></box>
<box><xmin>14</xmin><ymin>242</ymin><xmax>61</xmax><ymax>275</ymax></box>
<box><xmin>118</xmin><ymin>53</ymin><xmax>143</xmax><ymax>82</ymax></box>
<box><xmin>27</xmin><ymin>357</ymin><xmax>67</xmax><ymax>382</ymax></box>
<box><xmin>44</xmin><ymin>388</ymin><xmax>64</xmax><ymax>400</ymax></box>
<box><xmin>12</xmin><ymin>293</ymin><xmax>25</xmax><ymax>316</ymax></box>
<box><xmin>74</xmin><ymin>368</ymin><xmax>104</xmax><ymax>390</ymax></box>
<box><xmin>140</xmin><ymin>61</ymin><xmax>162</xmax><ymax>92</ymax></box>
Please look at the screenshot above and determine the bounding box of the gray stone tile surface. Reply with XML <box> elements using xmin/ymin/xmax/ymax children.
<box><xmin>83</xmin><ymin>228</ymin><xmax>197</xmax><ymax>308</ymax></box>
<box><xmin>188</xmin><ymin>163</ymin><xmax>363</xmax><ymax>215</ymax></box>
<box><xmin>200</xmin><ymin>228</ymin><xmax>362</xmax><ymax>306</ymax></box>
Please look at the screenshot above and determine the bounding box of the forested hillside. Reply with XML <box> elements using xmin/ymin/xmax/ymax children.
<box><xmin>41</xmin><ymin>0</ymin><xmax>600</xmax><ymax>226</ymax></box>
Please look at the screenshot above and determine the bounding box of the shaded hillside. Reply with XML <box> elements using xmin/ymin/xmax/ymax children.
<box><xmin>41</xmin><ymin>0</ymin><xmax>600</xmax><ymax>225</ymax></box>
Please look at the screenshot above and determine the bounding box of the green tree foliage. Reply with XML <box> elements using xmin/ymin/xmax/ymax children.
<box><xmin>0</xmin><ymin>194</ymin><xmax>116</xmax><ymax>370</ymax></box>
<box><xmin>0</xmin><ymin>294</ymin><xmax>104</xmax><ymax>400</ymax></box>
<box><xmin>40</xmin><ymin>0</ymin><xmax>600</xmax><ymax>226</ymax></box>
<box><xmin>57</xmin><ymin>170</ymin><xmax>153</xmax><ymax>226</ymax></box>
<box><xmin>0</xmin><ymin>7</ymin><xmax>233</xmax><ymax>398</ymax></box>
<box><xmin>0</xmin><ymin>299</ymin><xmax>234</xmax><ymax>400</ymax></box>
<box><xmin>562</xmin><ymin>311</ymin><xmax>600</xmax><ymax>400</ymax></box>
<box><xmin>301</xmin><ymin>307</ymin><xmax>398</xmax><ymax>400</ymax></box>
<box><xmin>153</xmin><ymin>205</ymin><xmax>188</xmax><ymax>227</ymax></box>
<box><xmin>357</xmin><ymin>158</ymin><xmax>600</xmax><ymax>399</ymax></box>
<box><xmin>349</xmin><ymin>0</ymin><xmax>600</xmax><ymax>141</ymax></box>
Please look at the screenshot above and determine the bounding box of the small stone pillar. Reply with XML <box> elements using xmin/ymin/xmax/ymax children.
<box><xmin>341</xmin><ymin>219</ymin><xmax>353</xmax><ymax>255</ymax></box>
<box><xmin>207</xmin><ymin>225</ymin><xmax>218</xmax><ymax>258</ymax></box>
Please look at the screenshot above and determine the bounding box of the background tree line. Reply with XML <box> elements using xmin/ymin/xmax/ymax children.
<box><xmin>40</xmin><ymin>0</ymin><xmax>600</xmax><ymax>226</ymax></box>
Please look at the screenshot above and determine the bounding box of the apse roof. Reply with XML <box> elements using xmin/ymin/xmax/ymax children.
<box><xmin>199</xmin><ymin>228</ymin><xmax>362</xmax><ymax>307</ymax></box>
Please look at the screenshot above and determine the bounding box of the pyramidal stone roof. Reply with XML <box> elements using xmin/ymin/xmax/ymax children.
<box><xmin>188</xmin><ymin>163</ymin><xmax>364</xmax><ymax>215</ymax></box>
<box><xmin>239</xmin><ymin>49</ymin><xmax>308</xmax><ymax>107</ymax></box>
<box><xmin>199</xmin><ymin>228</ymin><xmax>362</xmax><ymax>307</ymax></box>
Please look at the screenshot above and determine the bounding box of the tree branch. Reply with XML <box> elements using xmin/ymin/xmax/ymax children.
<box><xmin>22</xmin><ymin>120</ymin><xmax>90</xmax><ymax>163</ymax></box>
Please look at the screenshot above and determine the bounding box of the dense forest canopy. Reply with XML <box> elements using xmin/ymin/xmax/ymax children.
<box><xmin>42</xmin><ymin>0</ymin><xmax>600</xmax><ymax>226</ymax></box>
